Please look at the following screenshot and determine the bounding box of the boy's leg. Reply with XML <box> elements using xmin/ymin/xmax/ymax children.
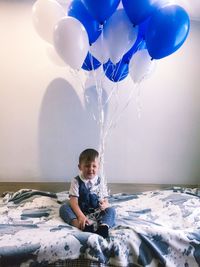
<box><xmin>59</xmin><ymin>203</ymin><xmax>94</xmax><ymax>232</ymax></box>
<box><xmin>96</xmin><ymin>207</ymin><xmax>116</xmax><ymax>238</ymax></box>
<box><xmin>99</xmin><ymin>207</ymin><xmax>116</xmax><ymax>228</ymax></box>
<box><xmin>59</xmin><ymin>203</ymin><xmax>77</xmax><ymax>225</ymax></box>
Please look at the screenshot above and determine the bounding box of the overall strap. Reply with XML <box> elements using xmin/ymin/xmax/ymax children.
<box><xmin>75</xmin><ymin>176</ymin><xmax>99</xmax><ymax>214</ymax></box>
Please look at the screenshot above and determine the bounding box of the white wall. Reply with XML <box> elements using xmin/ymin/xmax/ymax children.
<box><xmin>0</xmin><ymin>1</ymin><xmax>200</xmax><ymax>184</ymax></box>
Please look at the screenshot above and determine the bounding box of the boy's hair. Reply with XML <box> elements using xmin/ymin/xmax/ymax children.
<box><xmin>79</xmin><ymin>148</ymin><xmax>99</xmax><ymax>164</ymax></box>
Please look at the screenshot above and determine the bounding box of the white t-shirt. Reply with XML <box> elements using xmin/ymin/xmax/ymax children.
<box><xmin>69</xmin><ymin>174</ymin><xmax>108</xmax><ymax>199</ymax></box>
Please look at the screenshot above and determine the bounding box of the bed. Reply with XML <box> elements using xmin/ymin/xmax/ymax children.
<box><xmin>0</xmin><ymin>185</ymin><xmax>200</xmax><ymax>267</ymax></box>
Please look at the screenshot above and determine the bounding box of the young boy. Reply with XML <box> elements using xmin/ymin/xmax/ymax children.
<box><xmin>59</xmin><ymin>148</ymin><xmax>116</xmax><ymax>238</ymax></box>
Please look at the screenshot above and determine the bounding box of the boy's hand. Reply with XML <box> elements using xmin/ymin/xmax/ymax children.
<box><xmin>78</xmin><ymin>215</ymin><xmax>90</xmax><ymax>230</ymax></box>
<box><xmin>99</xmin><ymin>199</ymin><xmax>109</xmax><ymax>211</ymax></box>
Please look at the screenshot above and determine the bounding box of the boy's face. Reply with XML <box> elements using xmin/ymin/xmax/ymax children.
<box><xmin>78</xmin><ymin>158</ymin><xmax>99</xmax><ymax>180</ymax></box>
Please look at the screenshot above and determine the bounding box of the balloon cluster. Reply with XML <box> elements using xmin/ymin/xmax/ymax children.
<box><xmin>32</xmin><ymin>0</ymin><xmax>190</xmax><ymax>83</ymax></box>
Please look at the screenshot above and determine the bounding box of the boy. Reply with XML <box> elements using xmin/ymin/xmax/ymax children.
<box><xmin>59</xmin><ymin>148</ymin><xmax>116</xmax><ymax>238</ymax></box>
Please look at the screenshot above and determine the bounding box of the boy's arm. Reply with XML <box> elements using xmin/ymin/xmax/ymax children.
<box><xmin>70</xmin><ymin>196</ymin><xmax>90</xmax><ymax>229</ymax></box>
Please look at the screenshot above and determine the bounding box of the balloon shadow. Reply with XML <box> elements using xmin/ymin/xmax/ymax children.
<box><xmin>84</xmin><ymin>85</ymin><xmax>108</xmax><ymax>125</ymax></box>
<box><xmin>38</xmin><ymin>78</ymin><xmax>100</xmax><ymax>181</ymax></box>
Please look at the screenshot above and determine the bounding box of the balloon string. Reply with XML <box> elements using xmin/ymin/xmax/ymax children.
<box><xmin>81</xmin><ymin>55</ymin><xmax>106</xmax><ymax>198</ymax></box>
<box><xmin>89</xmin><ymin>58</ymin><xmax>107</xmax><ymax>199</ymax></box>
<box><xmin>94</xmin><ymin>61</ymin><xmax>128</xmax><ymax>190</ymax></box>
<box><xmin>103</xmin><ymin>83</ymin><xmax>118</xmax><ymax>107</ymax></box>
<box><xmin>103</xmin><ymin>60</ymin><xmax>128</xmax><ymax>135</ymax></box>
<box><xmin>86</xmin><ymin>39</ymin><xmax>143</xmax><ymax>199</ymax></box>
<box><xmin>103</xmin><ymin>55</ymin><xmax>148</xmax><ymax>135</ymax></box>
<box><xmin>104</xmin><ymin>81</ymin><xmax>141</xmax><ymax>143</ymax></box>
<box><xmin>102</xmin><ymin>62</ymin><xmax>118</xmax><ymax>106</ymax></box>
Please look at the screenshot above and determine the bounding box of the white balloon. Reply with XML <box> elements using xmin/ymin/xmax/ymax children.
<box><xmin>129</xmin><ymin>49</ymin><xmax>156</xmax><ymax>83</ymax></box>
<box><xmin>104</xmin><ymin>9</ymin><xmax>138</xmax><ymax>64</ymax></box>
<box><xmin>56</xmin><ymin>0</ymin><xmax>71</xmax><ymax>10</ymax></box>
<box><xmin>53</xmin><ymin>17</ymin><xmax>89</xmax><ymax>70</ymax></box>
<box><xmin>89</xmin><ymin>34</ymin><xmax>109</xmax><ymax>64</ymax></box>
<box><xmin>32</xmin><ymin>0</ymin><xmax>65</xmax><ymax>44</ymax></box>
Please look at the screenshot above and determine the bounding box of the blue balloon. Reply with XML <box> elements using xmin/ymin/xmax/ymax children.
<box><xmin>68</xmin><ymin>0</ymin><xmax>101</xmax><ymax>44</ymax></box>
<box><xmin>138</xmin><ymin>17</ymin><xmax>151</xmax><ymax>39</ymax></box>
<box><xmin>103</xmin><ymin>60</ymin><xmax>129</xmax><ymax>82</ymax></box>
<box><xmin>82</xmin><ymin>52</ymin><xmax>101</xmax><ymax>71</ymax></box>
<box><xmin>81</xmin><ymin>0</ymin><xmax>120</xmax><ymax>24</ymax></box>
<box><xmin>146</xmin><ymin>5</ymin><xmax>190</xmax><ymax>59</ymax></box>
<box><xmin>122</xmin><ymin>38</ymin><xmax>144</xmax><ymax>64</ymax></box>
<box><xmin>122</xmin><ymin>0</ymin><xmax>158</xmax><ymax>25</ymax></box>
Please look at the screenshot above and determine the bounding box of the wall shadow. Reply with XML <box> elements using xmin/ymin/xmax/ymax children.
<box><xmin>84</xmin><ymin>85</ymin><xmax>108</xmax><ymax>125</ymax></box>
<box><xmin>38</xmin><ymin>78</ymin><xmax>103</xmax><ymax>181</ymax></box>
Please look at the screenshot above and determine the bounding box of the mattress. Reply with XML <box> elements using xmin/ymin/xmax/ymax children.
<box><xmin>0</xmin><ymin>187</ymin><xmax>200</xmax><ymax>266</ymax></box>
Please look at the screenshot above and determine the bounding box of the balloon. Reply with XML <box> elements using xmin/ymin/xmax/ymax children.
<box><xmin>104</xmin><ymin>9</ymin><xmax>138</xmax><ymax>64</ymax></box>
<box><xmin>82</xmin><ymin>52</ymin><xmax>101</xmax><ymax>71</ymax></box>
<box><xmin>89</xmin><ymin>34</ymin><xmax>109</xmax><ymax>64</ymax></box>
<box><xmin>122</xmin><ymin>18</ymin><xmax>150</xmax><ymax>64</ymax></box>
<box><xmin>53</xmin><ymin>17</ymin><xmax>89</xmax><ymax>70</ymax></box>
<box><xmin>138</xmin><ymin>17</ymin><xmax>151</xmax><ymax>40</ymax></box>
<box><xmin>81</xmin><ymin>0</ymin><xmax>120</xmax><ymax>24</ymax></box>
<box><xmin>32</xmin><ymin>0</ymin><xmax>65</xmax><ymax>44</ymax></box>
<box><xmin>68</xmin><ymin>0</ymin><xmax>101</xmax><ymax>44</ymax></box>
<box><xmin>122</xmin><ymin>0</ymin><xmax>158</xmax><ymax>25</ymax></box>
<box><xmin>146</xmin><ymin>5</ymin><xmax>190</xmax><ymax>59</ymax></box>
<box><xmin>56</xmin><ymin>0</ymin><xmax>71</xmax><ymax>10</ymax></box>
<box><xmin>103</xmin><ymin>60</ymin><xmax>129</xmax><ymax>82</ymax></box>
<box><xmin>122</xmin><ymin>38</ymin><xmax>145</xmax><ymax>64</ymax></box>
<box><xmin>129</xmin><ymin>49</ymin><xmax>156</xmax><ymax>83</ymax></box>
